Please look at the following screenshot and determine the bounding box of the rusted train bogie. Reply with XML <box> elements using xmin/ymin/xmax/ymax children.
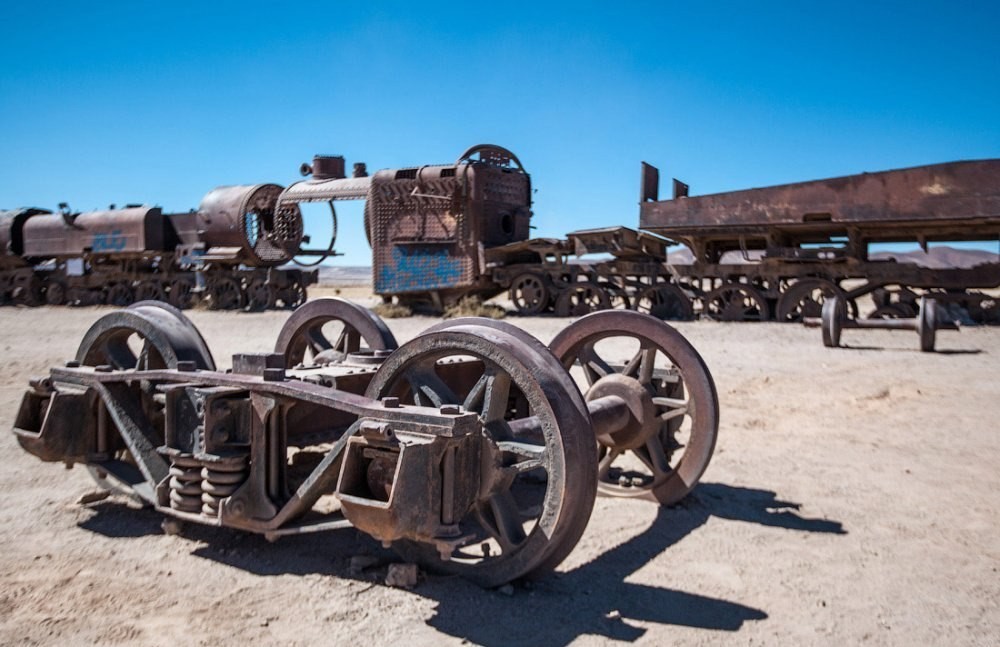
<box><xmin>13</xmin><ymin>300</ymin><xmax>718</xmax><ymax>586</ymax></box>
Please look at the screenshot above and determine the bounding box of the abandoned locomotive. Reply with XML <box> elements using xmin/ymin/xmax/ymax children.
<box><xmin>0</xmin><ymin>183</ymin><xmax>320</xmax><ymax>310</ymax></box>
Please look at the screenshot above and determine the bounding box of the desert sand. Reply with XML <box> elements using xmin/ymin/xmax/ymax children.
<box><xmin>0</xmin><ymin>289</ymin><xmax>998</xmax><ymax>646</ymax></box>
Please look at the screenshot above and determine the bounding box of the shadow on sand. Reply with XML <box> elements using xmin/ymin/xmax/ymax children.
<box><xmin>78</xmin><ymin>482</ymin><xmax>845</xmax><ymax>645</ymax></box>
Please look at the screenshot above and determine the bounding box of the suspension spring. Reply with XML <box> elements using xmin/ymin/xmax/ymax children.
<box><xmin>201</xmin><ymin>455</ymin><xmax>250</xmax><ymax>516</ymax></box>
<box><xmin>168</xmin><ymin>454</ymin><xmax>204</xmax><ymax>513</ymax></box>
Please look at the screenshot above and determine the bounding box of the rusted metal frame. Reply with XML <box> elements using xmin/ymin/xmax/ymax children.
<box><xmin>90</xmin><ymin>381</ymin><xmax>168</xmax><ymax>504</ymax></box>
<box><xmin>48</xmin><ymin>365</ymin><xmax>479</xmax><ymax>533</ymax></box>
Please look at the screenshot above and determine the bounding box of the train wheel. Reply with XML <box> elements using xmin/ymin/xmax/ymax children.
<box><xmin>128</xmin><ymin>300</ymin><xmax>216</xmax><ymax>371</ymax></box>
<box><xmin>134</xmin><ymin>281</ymin><xmax>166</xmax><ymax>302</ymax></box>
<box><xmin>274</xmin><ymin>297</ymin><xmax>398</xmax><ymax>368</ymax></box>
<box><xmin>555</xmin><ymin>283</ymin><xmax>612</xmax><ymax>317</ymax></box>
<box><xmin>703</xmin><ymin>283</ymin><xmax>770</xmax><ymax>322</ymax></box>
<box><xmin>76</xmin><ymin>307</ymin><xmax>214</xmax><ymax>500</ymax></box>
<box><xmin>207</xmin><ymin>278</ymin><xmax>244</xmax><ymax>310</ymax></box>
<box><xmin>602</xmin><ymin>283</ymin><xmax>631</xmax><ymax>310</ymax></box>
<box><xmin>509</xmin><ymin>273</ymin><xmax>550</xmax><ymax>315</ymax></box>
<box><xmin>13</xmin><ymin>275</ymin><xmax>44</xmax><ymax>306</ymax></box>
<box><xmin>106</xmin><ymin>283</ymin><xmax>135</xmax><ymax>307</ymax></box>
<box><xmin>634</xmin><ymin>284</ymin><xmax>694</xmax><ymax>321</ymax></box>
<box><xmin>247</xmin><ymin>280</ymin><xmax>276</xmax><ymax>311</ymax></box>
<box><xmin>550</xmin><ymin>310</ymin><xmax>719</xmax><ymax>505</ymax></box>
<box><xmin>365</xmin><ymin>324</ymin><xmax>596</xmax><ymax>587</ymax></box>
<box><xmin>167</xmin><ymin>279</ymin><xmax>196</xmax><ymax>310</ymax></box>
<box><xmin>45</xmin><ymin>281</ymin><xmax>67</xmax><ymax>306</ymax></box>
<box><xmin>776</xmin><ymin>278</ymin><xmax>843</xmax><ymax>323</ymax></box>
<box><xmin>280</xmin><ymin>282</ymin><xmax>307</xmax><ymax>309</ymax></box>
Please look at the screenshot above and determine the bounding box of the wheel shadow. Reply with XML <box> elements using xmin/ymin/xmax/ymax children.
<box><xmin>76</xmin><ymin>482</ymin><xmax>845</xmax><ymax>644</ymax></box>
<box><xmin>836</xmin><ymin>344</ymin><xmax>981</xmax><ymax>355</ymax></box>
<box><xmin>416</xmin><ymin>482</ymin><xmax>844</xmax><ymax>645</ymax></box>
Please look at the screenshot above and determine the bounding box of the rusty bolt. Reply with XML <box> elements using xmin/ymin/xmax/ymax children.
<box><xmin>176</xmin><ymin>361</ymin><xmax>197</xmax><ymax>372</ymax></box>
<box><xmin>65</xmin><ymin>360</ymin><xmax>81</xmax><ymax>368</ymax></box>
<box><xmin>440</xmin><ymin>404</ymin><xmax>461</xmax><ymax>415</ymax></box>
<box><xmin>382</xmin><ymin>397</ymin><xmax>400</xmax><ymax>408</ymax></box>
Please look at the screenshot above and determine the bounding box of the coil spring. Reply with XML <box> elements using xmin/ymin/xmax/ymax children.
<box><xmin>201</xmin><ymin>456</ymin><xmax>250</xmax><ymax>516</ymax></box>
<box><xmin>168</xmin><ymin>455</ymin><xmax>203</xmax><ymax>513</ymax></box>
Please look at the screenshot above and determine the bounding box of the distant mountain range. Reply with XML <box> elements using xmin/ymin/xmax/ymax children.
<box><xmin>316</xmin><ymin>246</ymin><xmax>998</xmax><ymax>285</ymax></box>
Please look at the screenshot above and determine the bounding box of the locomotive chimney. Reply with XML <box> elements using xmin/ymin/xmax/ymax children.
<box><xmin>310</xmin><ymin>155</ymin><xmax>346</xmax><ymax>180</ymax></box>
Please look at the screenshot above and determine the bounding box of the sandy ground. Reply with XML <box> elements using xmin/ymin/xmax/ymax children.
<box><xmin>0</xmin><ymin>291</ymin><xmax>998</xmax><ymax>646</ymax></box>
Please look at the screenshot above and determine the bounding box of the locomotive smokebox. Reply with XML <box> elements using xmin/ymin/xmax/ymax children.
<box><xmin>196</xmin><ymin>184</ymin><xmax>303</xmax><ymax>266</ymax></box>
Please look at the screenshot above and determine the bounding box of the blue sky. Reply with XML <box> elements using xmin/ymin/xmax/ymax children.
<box><xmin>2</xmin><ymin>2</ymin><xmax>998</xmax><ymax>264</ymax></box>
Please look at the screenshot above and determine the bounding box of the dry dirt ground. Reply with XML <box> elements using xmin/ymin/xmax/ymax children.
<box><xmin>1</xmin><ymin>289</ymin><xmax>998</xmax><ymax>646</ymax></box>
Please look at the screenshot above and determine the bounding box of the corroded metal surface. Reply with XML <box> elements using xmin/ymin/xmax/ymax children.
<box><xmin>11</xmin><ymin>301</ymin><xmax>718</xmax><ymax>586</ymax></box>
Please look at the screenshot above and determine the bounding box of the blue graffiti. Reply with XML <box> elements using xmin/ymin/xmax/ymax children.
<box><xmin>377</xmin><ymin>246</ymin><xmax>465</xmax><ymax>293</ymax></box>
<box><xmin>92</xmin><ymin>229</ymin><xmax>128</xmax><ymax>252</ymax></box>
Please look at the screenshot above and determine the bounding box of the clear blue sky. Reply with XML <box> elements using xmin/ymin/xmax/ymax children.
<box><xmin>2</xmin><ymin>1</ymin><xmax>998</xmax><ymax>264</ymax></box>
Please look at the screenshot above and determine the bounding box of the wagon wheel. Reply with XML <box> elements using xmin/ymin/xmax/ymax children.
<box><xmin>703</xmin><ymin>283</ymin><xmax>770</xmax><ymax>322</ymax></box>
<box><xmin>134</xmin><ymin>281</ymin><xmax>166</xmax><ymax>302</ymax></box>
<box><xmin>550</xmin><ymin>310</ymin><xmax>719</xmax><ymax>505</ymax></box>
<box><xmin>274</xmin><ymin>297</ymin><xmax>398</xmax><ymax>368</ymax></box>
<box><xmin>554</xmin><ymin>283</ymin><xmax>612</xmax><ymax>317</ymax></box>
<box><xmin>167</xmin><ymin>279</ymin><xmax>196</xmax><ymax>310</ymax></box>
<box><xmin>77</xmin><ymin>306</ymin><xmax>215</xmax><ymax>497</ymax></box>
<box><xmin>634</xmin><ymin>284</ymin><xmax>694</xmax><ymax>321</ymax></box>
<box><xmin>509</xmin><ymin>273</ymin><xmax>550</xmax><ymax>315</ymax></box>
<box><xmin>775</xmin><ymin>278</ymin><xmax>849</xmax><ymax>323</ymax></box>
<box><xmin>105</xmin><ymin>283</ymin><xmax>135</xmax><ymax>307</ymax></box>
<box><xmin>247</xmin><ymin>280</ymin><xmax>276</xmax><ymax>311</ymax></box>
<box><xmin>45</xmin><ymin>281</ymin><xmax>67</xmax><ymax>306</ymax></box>
<box><xmin>207</xmin><ymin>277</ymin><xmax>244</xmax><ymax>310</ymax></box>
<box><xmin>365</xmin><ymin>324</ymin><xmax>596</xmax><ymax>586</ymax></box>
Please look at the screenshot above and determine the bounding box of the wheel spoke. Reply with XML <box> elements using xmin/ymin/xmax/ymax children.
<box><xmin>643</xmin><ymin>434</ymin><xmax>672</xmax><ymax>476</ymax></box>
<box><xmin>496</xmin><ymin>441</ymin><xmax>545</xmax><ymax>473</ymax></box>
<box><xmin>481</xmin><ymin>370</ymin><xmax>511</xmax><ymax>423</ymax></box>
<box><xmin>597</xmin><ymin>448</ymin><xmax>621</xmax><ymax>478</ymax></box>
<box><xmin>486</xmin><ymin>491</ymin><xmax>527</xmax><ymax>550</ymax></box>
<box><xmin>578</xmin><ymin>343</ymin><xmax>614</xmax><ymax>385</ymax></box>
<box><xmin>406</xmin><ymin>367</ymin><xmax>460</xmax><ymax>408</ymax></box>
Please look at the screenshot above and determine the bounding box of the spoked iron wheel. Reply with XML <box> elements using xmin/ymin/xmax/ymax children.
<box><xmin>509</xmin><ymin>273</ymin><xmax>550</xmax><ymax>315</ymax></box>
<box><xmin>634</xmin><ymin>284</ymin><xmax>695</xmax><ymax>321</ymax></box>
<box><xmin>274</xmin><ymin>297</ymin><xmax>398</xmax><ymax>368</ymax></box>
<box><xmin>555</xmin><ymin>283</ymin><xmax>612</xmax><ymax>317</ymax></box>
<box><xmin>776</xmin><ymin>278</ymin><xmax>846</xmax><ymax>323</ymax></box>
<box><xmin>550</xmin><ymin>310</ymin><xmax>718</xmax><ymax>505</ymax></box>
<box><xmin>703</xmin><ymin>283</ymin><xmax>770</xmax><ymax>321</ymax></box>
<box><xmin>134</xmin><ymin>281</ymin><xmax>166</xmax><ymax>303</ymax></box>
<box><xmin>279</xmin><ymin>282</ymin><xmax>307</xmax><ymax>309</ymax></box>
<box><xmin>167</xmin><ymin>279</ymin><xmax>196</xmax><ymax>310</ymax></box>
<box><xmin>247</xmin><ymin>280</ymin><xmax>276</xmax><ymax>311</ymax></box>
<box><xmin>105</xmin><ymin>283</ymin><xmax>135</xmax><ymax>307</ymax></box>
<box><xmin>76</xmin><ymin>302</ymin><xmax>216</xmax><ymax>497</ymax></box>
<box><xmin>365</xmin><ymin>324</ymin><xmax>596</xmax><ymax>586</ymax></box>
<box><xmin>207</xmin><ymin>278</ymin><xmax>244</xmax><ymax>310</ymax></box>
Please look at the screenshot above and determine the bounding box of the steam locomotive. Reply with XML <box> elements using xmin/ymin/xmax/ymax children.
<box><xmin>0</xmin><ymin>183</ymin><xmax>324</xmax><ymax>309</ymax></box>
